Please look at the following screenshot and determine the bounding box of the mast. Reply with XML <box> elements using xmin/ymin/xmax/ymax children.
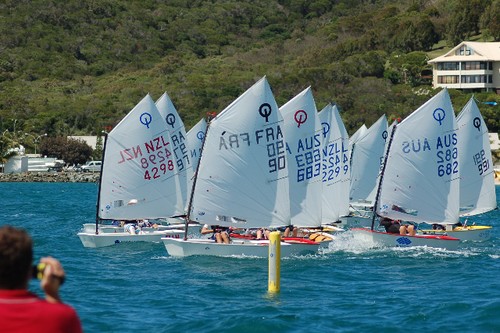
<box><xmin>183</xmin><ymin>113</ymin><xmax>214</xmax><ymax>240</ymax></box>
<box><xmin>370</xmin><ymin>124</ymin><xmax>397</xmax><ymax>230</ymax></box>
<box><xmin>349</xmin><ymin>142</ymin><xmax>355</xmax><ymax>199</ymax></box>
<box><xmin>94</xmin><ymin>132</ymin><xmax>109</xmax><ymax>235</ymax></box>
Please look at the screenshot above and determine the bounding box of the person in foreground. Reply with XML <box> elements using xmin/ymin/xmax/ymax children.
<box><xmin>0</xmin><ymin>225</ymin><xmax>83</xmax><ymax>333</ymax></box>
<box><xmin>379</xmin><ymin>217</ymin><xmax>416</xmax><ymax>236</ymax></box>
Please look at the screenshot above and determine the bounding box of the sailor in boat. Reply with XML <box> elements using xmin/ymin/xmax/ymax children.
<box><xmin>379</xmin><ymin>217</ymin><xmax>416</xmax><ymax>236</ymax></box>
<box><xmin>237</xmin><ymin>226</ymin><xmax>297</xmax><ymax>240</ymax></box>
<box><xmin>123</xmin><ymin>221</ymin><xmax>138</xmax><ymax>235</ymax></box>
<box><xmin>431</xmin><ymin>221</ymin><xmax>463</xmax><ymax>231</ymax></box>
<box><xmin>200</xmin><ymin>224</ymin><xmax>230</xmax><ymax>244</ymax></box>
<box><xmin>238</xmin><ymin>228</ymin><xmax>269</xmax><ymax>240</ymax></box>
<box><xmin>123</xmin><ymin>220</ymin><xmax>152</xmax><ymax>235</ymax></box>
<box><xmin>432</xmin><ymin>224</ymin><xmax>446</xmax><ymax>231</ymax></box>
<box><xmin>272</xmin><ymin>225</ymin><xmax>297</xmax><ymax>238</ymax></box>
<box><xmin>246</xmin><ymin>225</ymin><xmax>297</xmax><ymax>239</ymax></box>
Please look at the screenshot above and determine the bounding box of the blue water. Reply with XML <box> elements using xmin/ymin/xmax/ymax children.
<box><xmin>1</xmin><ymin>182</ymin><xmax>499</xmax><ymax>333</ymax></box>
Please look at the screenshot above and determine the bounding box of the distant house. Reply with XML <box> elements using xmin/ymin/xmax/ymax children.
<box><xmin>428</xmin><ymin>41</ymin><xmax>500</xmax><ymax>93</ymax></box>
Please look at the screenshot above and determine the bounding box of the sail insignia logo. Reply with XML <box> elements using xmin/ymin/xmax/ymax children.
<box><xmin>396</xmin><ymin>237</ymin><xmax>412</xmax><ymax>246</ymax></box>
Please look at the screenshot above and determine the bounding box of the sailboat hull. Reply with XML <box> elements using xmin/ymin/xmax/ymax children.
<box><xmin>351</xmin><ymin>228</ymin><xmax>460</xmax><ymax>250</ymax></box>
<box><xmin>162</xmin><ymin>238</ymin><xmax>320</xmax><ymax>258</ymax></box>
<box><xmin>418</xmin><ymin>226</ymin><xmax>492</xmax><ymax>242</ymax></box>
<box><xmin>78</xmin><ymin>230</ymin><xmax>184</xmax><ymax>248</ymax></box>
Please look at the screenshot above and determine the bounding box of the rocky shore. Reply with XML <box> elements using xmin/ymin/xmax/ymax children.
<box><xmin>0</xmin><ymin>172</ymin><xmax>99</xmax><ymax>183</ymax></box>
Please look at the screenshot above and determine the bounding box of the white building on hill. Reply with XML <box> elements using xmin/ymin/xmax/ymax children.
<box><xmin>428</xmin><ymin>41</ymin><xmax>500</xmax><ymax>93</ymax></box>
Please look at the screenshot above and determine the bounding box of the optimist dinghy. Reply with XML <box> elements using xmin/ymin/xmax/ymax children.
<box><xmin>419</xmin><ymin>97</ymin><xmax>495</xmax><ymax>241</ymax></box>
<box><xmin>352</xmin><ymin>89</ymin><xmax>462</xmax><ymax>250</ymax></box>
<box><xmin>162</xmin><ymin>77</ymin><xmax>320</xmax><ymax>257</ymax></box>
<box><xmin>78</xmin><ymin>94</ymin><xmax>186</xmax><ymax>248</ymax></box>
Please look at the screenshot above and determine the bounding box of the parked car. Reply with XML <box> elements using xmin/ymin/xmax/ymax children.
<box><xmin>46</xmin><ymin>159</ymin><xmax>65</xmax><ymax>172</ymax></box>
<box><xmin>78</xmin><ymin>161</ymin><xmax>102</xmax><ymax>172</ymax></box>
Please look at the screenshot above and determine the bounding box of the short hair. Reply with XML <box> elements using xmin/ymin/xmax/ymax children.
<box><xmin>0</xmin><ymin>225</ymin><xmax>33</xmax><ymax>289</ymax></box>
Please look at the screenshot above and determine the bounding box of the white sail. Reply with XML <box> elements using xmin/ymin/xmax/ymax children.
<box><xmin>186</xmin><ymin>118</ymin><xmax>207</xmax><ymax>172</ymax></box>
<box><xmin>155</xmin><ymin>92</ymin><xmax>191</xmax><ymax>215</ymax></box>
<box><xmin>189</xmin><ymin>77</ymin><xmax>290</xmax><ymax>229</ymax></box>
<box><xmin>185</xmin><ymin>117</ymin><xmax>207</xmax><ymax>198</ymax></box>
<box><xmin>349</xmin><ymin>124</ymin><xmax>367</xmax><ymax>147</ymax></box>
<box><xmin>366</xmin><ymin>120</ymin><xmax>397</xmax><ymax>204</ymax></box>
<box><xmin>99</xmin><ymin>94</ymin><xmax>179</xmax><ymax>220</ymax></box>
<box><xmin>456</xmin><ymin>97</ymin><xmax>497</xmax><ymax>216</ymax></box>
<box><xmin>280</xmin><ymin>87</ymin><xmax>323</xmax><ymax>227</ymax></box>
<box><xmin>318</xmin><ymin>103</ymin><xmax>350</xmax><ymax>222</ymax></box>
<box><xmin>347</xmin><ymin>123</ymin><xmax>367</xmax><ymax>190</ymax></box>
<box><xmin>376</xmin><ymin>89</ymin><xmax>460</xmax><ymax>224</ymax></box>
<box><xmin>349</xmin><ymin>114</ymin><xmax>388</xmax><ymax>204</ymax></box>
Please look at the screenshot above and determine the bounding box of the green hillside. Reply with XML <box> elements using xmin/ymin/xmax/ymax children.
<box><xmin>1</xmin><ymin>0</ymin><xmax>499</xmax><ymax>150</ymax></box>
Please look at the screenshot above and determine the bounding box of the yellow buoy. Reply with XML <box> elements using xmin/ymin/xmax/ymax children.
<box><xmin>268</xmin><ymin>231</ymin><xmax>281</xmax><ymax>293</ymax></box>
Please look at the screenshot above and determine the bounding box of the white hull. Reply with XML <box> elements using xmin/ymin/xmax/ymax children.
<box><xmin>78</xmin><ymin>230</ymin><xmax>184</xmax><ymax>248</ymax></box>
<box><xmin>351</xmin><ymin>228</ymin><xmax>460</xmax><ymax>250</ymax></box>
<box><xmin>162</xmin><ymin>237</ymin><xmax>320</xmax><ymax>258</ymax></box>
<box><xmin>418</xmin><ymin>226</ymin><xmax>492</xmax><ymax>242</ymax></box>
<box><xmin>81</xmin><ymin>222</ymin><xmax>200</xmax><ymax>234</ymax></box>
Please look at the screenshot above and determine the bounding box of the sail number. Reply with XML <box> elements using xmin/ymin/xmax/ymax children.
<box><xmin>170</xmin><ymin>131</ymin><xmax>190</xmax><ymax>172</ymax></box>
<box><xmin>321</xmin><ymin>142</ymin><xmax>349</xmax><ymax>182</ymax></box>
<box><xmin>436</xmin><ymin>147</ymin><xmax>458</xmax><ymax>177</ymax></box>
<box><xmin>141</xmin><ymin>147</ymin><xmax>175</xmax><ymax>180</ymax></box>
<box><xmin>296</xmin><ymin>148</ymin><xmax>321</xmax><ymax>182</ymax></box>
<box><xmin>472</xmin><ymin>149</ymin><xmax>489</xmax><ymax>175</ymax></box>
<box><xmin>268</xmin><ymin>140</ymin><xmax>286</xmax><ymax>173</ymax></box>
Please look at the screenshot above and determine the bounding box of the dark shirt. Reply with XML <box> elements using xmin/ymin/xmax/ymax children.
<box><xmin>379</xmin><ymin>218</ymin><xmax>401</xmax><ymax>234</ymax></box>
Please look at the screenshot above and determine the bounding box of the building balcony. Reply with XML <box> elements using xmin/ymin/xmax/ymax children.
<box><xmin>434</xmin><ymin>82</ymin><xmax>494</xmax><ymax>89</ymax></box>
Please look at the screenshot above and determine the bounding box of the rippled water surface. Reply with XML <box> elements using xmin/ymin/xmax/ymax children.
<box><xmin>1</xmin><ymin>182</ymin><xmax>499</xmax><ymax>332</ymax></box>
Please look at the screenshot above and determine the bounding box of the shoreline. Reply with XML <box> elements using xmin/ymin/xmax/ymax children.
<box><xmin>0</xmin><ymin>172</ymin><xmax>99</xmax><ymax>183</ymax></box>
<box><xmin>3</xmin><ymin>171</ymin><xmax>499</xmax><ymax>185</ymax></box>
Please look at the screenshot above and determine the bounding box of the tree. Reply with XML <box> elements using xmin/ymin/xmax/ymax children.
<box><xmin>480</xmin><ymin>1</ymin><xmax>500</xmax><ymax>41</ymax></box>
<box><xmin>446</xmin><ymin>0</ymin><xmax>488</xmax><ymax>45</ymax></box>
<box><xmin>391</xmin><ymin>14</ymin><xmax>439</xmax><ymax>52</ymax></box>
<box><xmin>92</xmin><ymin>135</ymin><xmax>104</xmax><ymax>161</ymax></box>
<box><xmin>386</xmin><ymin>51</ymin><xmax>430</xmax><ymax>86</ymax></box>
<box><xmin>39</xmin><ymin>137</ymin><xmax>93</xmax><ymax>165</ymax></box>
